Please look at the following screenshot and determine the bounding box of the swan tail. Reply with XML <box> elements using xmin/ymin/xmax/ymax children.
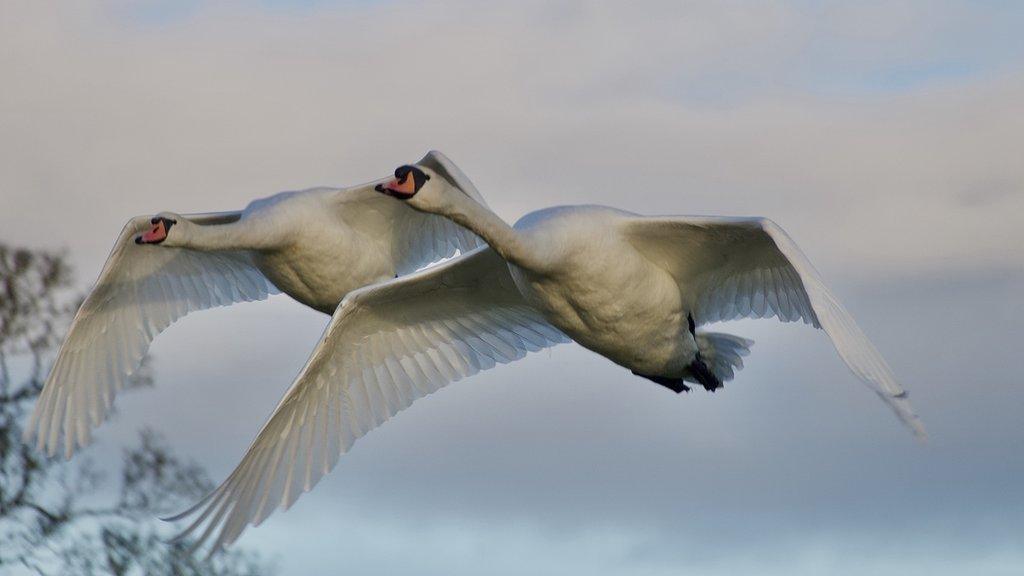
<box><xmin>693</xmin><ymin>332</ymin><xmax>754</xmax><ymax>384</ymax></box>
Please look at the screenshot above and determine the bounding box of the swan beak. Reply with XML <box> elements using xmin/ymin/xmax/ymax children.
<box><xmin>374</xmin><ymin>176</ymin><xmax>416</xmax><ymax>199</ymax></box>
<box><xmin>135</xmin><ymin>217</ymin><xmax>175</xmax><ymax>245</ymax></box>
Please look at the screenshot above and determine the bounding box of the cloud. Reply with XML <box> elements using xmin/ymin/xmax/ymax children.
<box><xmin>2</xmin><ymin>2</ymin><xmax>1023</xmax><ymax>575</ymax></box>
<box><xmin>2</xmin><ymin>1</ymin><xmax>1021</xmax><ymax>278</ymax></box>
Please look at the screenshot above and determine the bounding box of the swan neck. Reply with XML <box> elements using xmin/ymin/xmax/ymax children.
<box><xmin>179</xmin><ymin>221</ymin><xmax>271</xmax><ymax>252</ymax></box>
<box><xmin>438</xmin><ymin>189</ymin><xmax>527</xmax><ymax>266</ymax></box>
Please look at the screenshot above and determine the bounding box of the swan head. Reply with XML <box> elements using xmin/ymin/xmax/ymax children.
<box><xmin>374</xmin><ymin>163</ymin><xmax>465</xmax><ymax>215</ymax></box>
<box><xmin>135</xmin><ymin>212</ymin><xmax>183</xmax><ymax>246</ymax></box>
<box><xmin>375</xmin><ymin>164</ymin><xmax>432</xmax><ymax>199</ymax></box>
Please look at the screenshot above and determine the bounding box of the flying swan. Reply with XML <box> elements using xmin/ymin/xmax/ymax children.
<box><xmin>25</xmin><ymin>151</ymin><xmax>485</xmax><ymax>459</ymax></box>
<box><xmin>170</xmin><ymin>162</ymin><xmax>925</xmax><ymax>553</ymax></box>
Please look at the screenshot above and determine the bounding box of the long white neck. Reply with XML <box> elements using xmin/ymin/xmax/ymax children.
<box><xmin>175</xmin><ymin>221</ymin><xmax>278</xmax><ymax>252</ymax></box>
<box><xmin>435</xmin><ymin>186</ymin><xmax>532</xmax><ymax>268</ymax></box>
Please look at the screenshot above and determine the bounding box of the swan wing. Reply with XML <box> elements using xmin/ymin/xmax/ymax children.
<box><xmin>167</xmin><ymin>246</ymin><xmax>567</xmax><ymax>553</ymax></box>
<box><xmin>335</xmin><ymin>151</ymin><xmax>487</xmax><ymax>275</ymax></box>
<box><xmin>622</xmin><ymin>215</ymin><xmax>924</xmax><ymax>438</ymax></box>
<box><xmin>25</xmin><ymin>212</ymin><xmax>279</xmax><ymax>458</ymax></box>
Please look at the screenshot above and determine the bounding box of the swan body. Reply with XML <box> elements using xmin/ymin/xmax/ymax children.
<box><xmin>172</xmin><ymin>162</ymin><xmax>924</xmax><ymax>553</ymax></box>
<box><xmin>239</xmin><ymin>188</ymin><xmax>400</xmax><ymax>313</ymax></box>
<box><xmin>172</xmin><ymin>188</ymin><xmax>393</xmax><ymax>313</ymax></box>
<box><xmin>508</xmin><ymin>206</ymin><xmax>695</xmax><ymax>376</ymax></box>
<box><xmin>26</xmin><ymin>151</ymin><xmax>485</xmax><ymax>458</ymax></box>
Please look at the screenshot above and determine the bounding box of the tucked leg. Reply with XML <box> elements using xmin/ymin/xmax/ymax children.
<box><xmin>689</xmin><ymin>354</ymin><xmax>723</xmax><ymax>392</ymax></box>
<box><xmin>632</xmin><ymin>371</ymin><xmax>691</xmax><ymax>393</ymax></box>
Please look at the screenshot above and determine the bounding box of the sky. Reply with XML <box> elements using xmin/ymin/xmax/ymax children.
<box><xmin>1</xmin><ymin>1</ymin><xmax>1023</xmax><ymax>575</ymax></box>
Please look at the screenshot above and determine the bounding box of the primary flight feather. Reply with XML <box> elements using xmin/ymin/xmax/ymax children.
<box><xmin>25</xmin><ymin>151</ymin><xmax>486</xmax><ymax>459</ymax></box>
<box><xmin>172</xmin><ymin>160</ymin><xmax>923</xmax><ymax>554</ymax></box>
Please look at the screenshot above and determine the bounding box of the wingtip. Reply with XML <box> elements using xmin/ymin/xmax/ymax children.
<box><xmin>878</xmin><ymin>389</ymin><xmax>928</xmax><ymax>441</ymax></box>
<box><xmin>160</xmin><ymin>504</ymin><xmax>200</xmax><ymax>523</ymax></box>
<box><xmin>908</xmin><ymin>419</ymin><xmax>929</xmax><ymax>443</ymax></box>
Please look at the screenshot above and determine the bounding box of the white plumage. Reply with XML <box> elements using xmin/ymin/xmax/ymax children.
<box><xmin>171</xmin><ymin>162</ymin><xmax>923</xmax><ymax>553</ymax></box>
<box><xmin>166</xmin><ymin>248</ymin><xmax>569</xmax><ymax>550</ymax></box>
<box><xmin>25</xmin><ymin>151</ymin><xmax>485</xmax><ymax>459</ymax></box>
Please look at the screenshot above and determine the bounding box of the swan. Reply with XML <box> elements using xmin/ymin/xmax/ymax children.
<box><xmin>25</xmin><ymin>151</ymin><xmax>486</xmax><ymax>459</ymax></box>
<box><xmin>170</xmin><ymin>162</ymin><xmax>924</xmax><ymax>553</ymax></box>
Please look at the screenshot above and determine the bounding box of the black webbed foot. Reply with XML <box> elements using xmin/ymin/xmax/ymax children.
<box><xmin>632</xmin><ymin>371</ymin><xmax>691</xmax><ymax>393</ymax></box>
<box><xmin>689</xmin><ymin>355</ymin><xmax>723</xmax><ymax>392</ymax></box>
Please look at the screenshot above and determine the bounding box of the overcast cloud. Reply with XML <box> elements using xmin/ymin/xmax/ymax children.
<box><xmin>1</xmin><ymin>1</ymin><xmax>1022</xmax><ymax>575</ymax></box>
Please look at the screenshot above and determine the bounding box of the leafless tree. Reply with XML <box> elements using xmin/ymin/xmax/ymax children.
<box><xmin>0</xmin><ymin>244</ymin><xmax>275</xmax><ymax>576</ymax></box>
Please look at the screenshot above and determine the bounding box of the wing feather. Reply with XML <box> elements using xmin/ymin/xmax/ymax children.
<box><xmin>25</xmin><ymin>213</ymin><xmax>278</xmax><ymax>458</ymax></box>
<box><xmin>340</xmin><ymin>151</ymin><xmax>487</xmax><ymax>275</ymax></box>
<box><xmin>622</xmin><ymin>215</ymin><xmax>924</xmax><ymax>438</ymax></box>
<box><xmin>169</xmin><ymin>247</ymin><xmax>568</xmax><ymax>554</ymax></box>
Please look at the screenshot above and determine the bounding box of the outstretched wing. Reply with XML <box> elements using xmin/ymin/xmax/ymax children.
<box><xmin>167</xmin><ymin>247</ymin><xmax>567</xmax><ymax>553</ymax></box>
<box><xmin>399</xmin><ymin>150</ymin><xmax>491</xmax><ymax>268</ymax></box>
<box><xmin>336</xmin><ymin>151</ymin><xmax>488</xmax><ymax>275</ymax></box>
<box><xmin>25</xmin><ymin>212</ymin><xmax>278</xmax><ymax>458</ymax></box>
<box><xmin>621</xmin><ymin>215</ymin><xmax>925</xmax><ymax>438</ymax></box>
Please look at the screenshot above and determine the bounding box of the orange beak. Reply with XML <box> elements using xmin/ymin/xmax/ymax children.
<box><xmin>136</xmin><ymin>218</ymin><xmax>172</xmax><ymax>245</ymax></box>
<box><xmin>376</xmin><ymin>174</ymin><xmax>417</xmax><ymax>198</ymax></box>
<box><xmin>142</xmin><ymin>220</ymin><xmax>167</xmax><ymax>243</ymax></box>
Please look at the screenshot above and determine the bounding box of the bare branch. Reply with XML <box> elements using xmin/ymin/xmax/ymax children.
<box><xmin>0</xmin><ymin>241</ymin><xmax>275</xmax><ymax>575</ymax></box>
